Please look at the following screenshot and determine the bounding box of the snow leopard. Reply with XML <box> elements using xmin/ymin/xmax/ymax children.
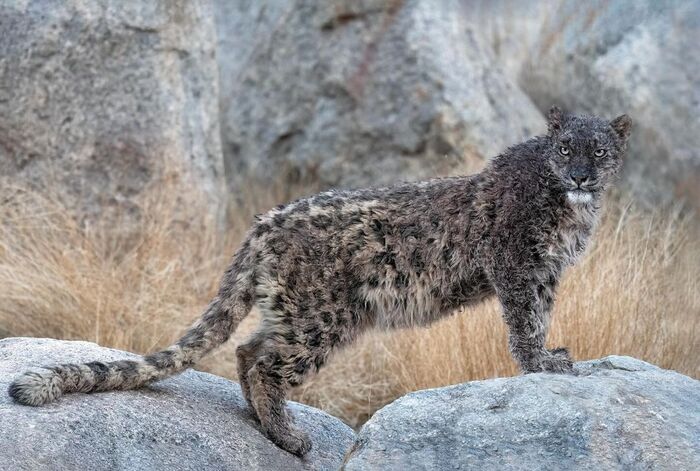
<box><xmin>9</xmin><ymin>107</ymin><xmax>632</xmax><ymax>456</ymax></box>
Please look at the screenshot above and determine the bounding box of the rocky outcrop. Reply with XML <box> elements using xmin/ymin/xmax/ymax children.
<box><xmin>470</xmin><ymin>0</ymin><xmax>700</xmax><ymax>207</ymax></box>
<box><xmin>344</xmin><ymin>356</ymin><xmax>700</xmax><ymax>470</ymax></box>
<box><xmin>0</xmin><ymin>338</ymin><xmax>354</xmax><ymax>471</ymax></box>
<box><xmin>0</xmin><ymin>1</ymin><xmax>225</xmax><ymax>221</ymax></box>
<box><xmin>214</xmin><ymin>0</ymin><xmax>544</xmax><ymax>192</ymax></box>
<box><xmin>3</xmin><ymin>339</ymin><xmax>697</xmax><ymax>470</ymax></box>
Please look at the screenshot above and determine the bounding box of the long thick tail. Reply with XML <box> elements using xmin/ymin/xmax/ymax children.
<box><xmin>9</xmin><ymin>244</ymin><xmax>256</xmax><ymax>406</ymax></box>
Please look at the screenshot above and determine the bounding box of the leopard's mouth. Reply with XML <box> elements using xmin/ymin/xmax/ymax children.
<box><xmin>566</xmin><ymin>189</ymin><xmax>593</xmax><ymax>204</ymax></box>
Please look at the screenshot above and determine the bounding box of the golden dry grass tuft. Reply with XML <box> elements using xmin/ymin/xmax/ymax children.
<box><xmin>0</xmin><ymin>176</ymin><xmax>697</xmax><ymax>428</ymax></box>
<box><xmin>0</xmin><ymin>174</ymin><xmax>224</xmax><ymax>353</ymax></box>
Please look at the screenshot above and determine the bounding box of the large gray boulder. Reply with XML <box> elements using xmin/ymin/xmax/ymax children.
<box><xmin>471</xmin><ymin>0</ymin><xmax>700</xmax><ymax>208</ymax></box>
<box><xmin>214</xmin><ymin>0</ymin><xmax>544</xmax><ymax>193</ymax></box>
<box><xmin>0</xmin><ymin>1</ymin><xmax>225</xmax><ymax>221</ymax></box>
<box><xmin>344</xmin><ymin>356</ymin><xmax>700</xmax><ymax>470</ymax></box>
<box><xmin>0</xmin><ymin>338</ymin><xmax>354</xmax><ymax>471</ymax></box>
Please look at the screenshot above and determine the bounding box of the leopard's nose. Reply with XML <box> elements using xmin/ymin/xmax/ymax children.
<box><xmin>569</xmin><ymin>169</ymin><xmax>590</xmax><ymax>187</ymax></box>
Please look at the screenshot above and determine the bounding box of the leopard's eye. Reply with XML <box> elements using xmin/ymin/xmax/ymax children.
<box><xmin>594</xmin><ymin>148</ymin><xmax>607</xmax><ymax>157</ymax></box>
<box><xmin>559</xmin><ymin>146</ymin><xmax>570</xmax><ymax>156</ymax></box>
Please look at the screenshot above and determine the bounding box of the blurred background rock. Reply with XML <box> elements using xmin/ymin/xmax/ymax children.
<box><xmin>2</xmin><ymin>0</ymin><xmax>697</xmax><ymax>220</ymax></box>
<box><xmin>0</xmin><ymin>1</ymin><xmax>225</xmax><ymax>221</ymax></box>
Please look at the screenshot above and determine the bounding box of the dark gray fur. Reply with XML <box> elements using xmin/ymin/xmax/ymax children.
<box><xmin>9</xmin><ymin>108</ymin><xmax>632</xmax><ymax>456</ymax></box>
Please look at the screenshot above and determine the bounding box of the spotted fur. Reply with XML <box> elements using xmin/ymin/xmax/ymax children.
<box><xmin>9</xmin><ymin>108</ymin><xmax>631</xmax><ymax>456</ymax></box>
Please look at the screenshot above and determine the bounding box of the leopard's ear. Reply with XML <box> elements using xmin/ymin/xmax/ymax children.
<box><xmin>610</xmin><ymin>114</ymin><xmax>632</xmax><ymax>142</ymax></box>
<box><xmin>547</xmin><ymin>106</ymin><xmax>564</xmax><ymax>135</ymax></box>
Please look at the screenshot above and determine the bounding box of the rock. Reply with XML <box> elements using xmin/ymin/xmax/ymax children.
<box><xmin>344</xmin><ymin>356</ymin><xmax>700</xmax><ymax>470</ymax></box>
<box><xmin>470</xmin><ymin>0</ymin><xmax>700</xmax><ymax>208</ymax></box>
<box><xmin>0</xmin><ymin>338</ymin><xmax>354</xmax><ymax>471</ymax></box>
<box><xmin>0</xmin><ymin>1</ymin><xmax>225</xmax><ymax>221</ymax></box>
<box><xmin>214</xmin><ymin>0</ymin><xmax>544</xmax><ymax>193</ymax></box>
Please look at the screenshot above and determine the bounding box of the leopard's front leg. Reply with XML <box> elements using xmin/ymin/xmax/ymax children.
<box><xmin>493</xmin><ymin>275</ymin><xmax>574</xmax><ymax>374</ymax></box>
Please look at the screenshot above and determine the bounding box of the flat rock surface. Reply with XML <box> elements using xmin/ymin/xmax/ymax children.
<box><xmin>344</xmin><ymin>356</ymin><xmax>700</xmax><ymax>470</ymax></box>
<box><xmin>0</xmin><ymin>338</ymin><xmax>354</xmax><ymax>471</ymax></box>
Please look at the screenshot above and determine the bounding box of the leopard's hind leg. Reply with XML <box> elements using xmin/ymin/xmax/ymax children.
<box><xmin>235</xmin><ymin>334</ymin><xmax>263</xmax><ymax>404</ymax></box>
<box><xmin>247</xmin><ymin>349</ymin><xmax>312</xmax><ymax>456</ymax></box>
<box><xmin>245</xmin><ymin>313</ymin><xmax>364</xmax><ymax>455</ymax></box>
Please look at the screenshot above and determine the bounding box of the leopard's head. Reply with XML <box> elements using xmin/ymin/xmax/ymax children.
<box><xmin>545</xmin><ymin>106</ymin><xmax>632</xmax><ymax>205</ymax></box>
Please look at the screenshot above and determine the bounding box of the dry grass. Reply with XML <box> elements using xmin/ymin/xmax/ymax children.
<box><xmin>0</xmin><ymin>173</ymin><xmax>224</xmax><ymax>353</ymax></box>
<box><xmin>0</xmin><ymin>174</ymin><xmax>697</xmax><ymax>428</ymax></box>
